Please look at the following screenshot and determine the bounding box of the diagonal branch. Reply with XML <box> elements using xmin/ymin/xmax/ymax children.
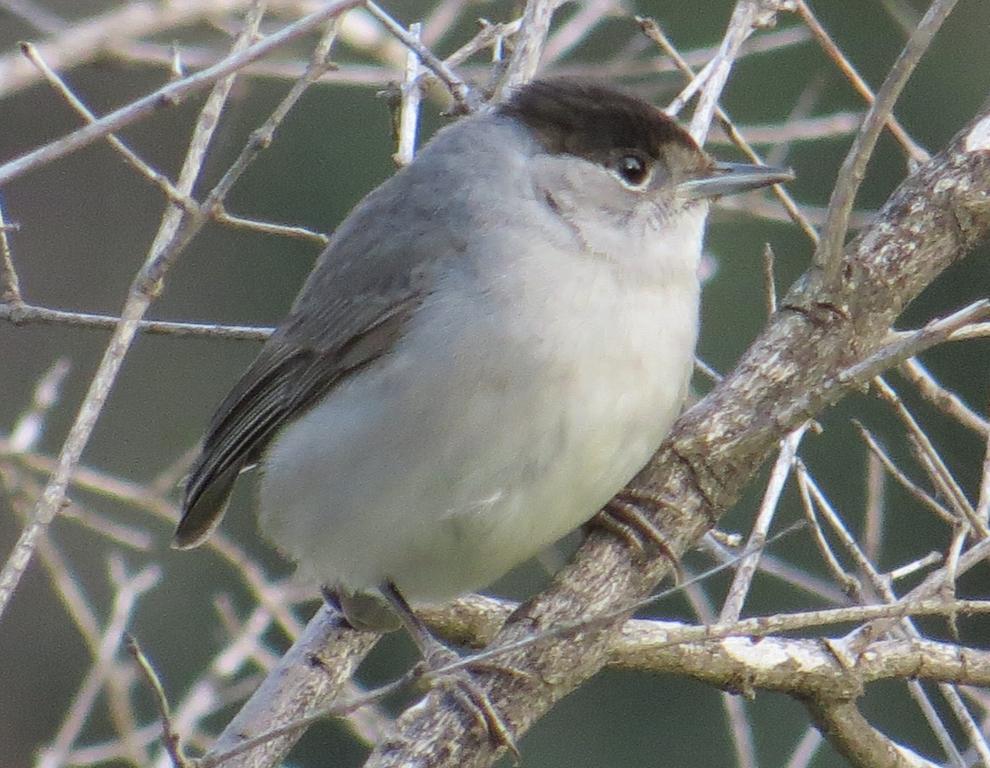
<box><xmin>807</xmin><ymin>700</ymin><xmax>938</xmax><ymax>768</ymax></box>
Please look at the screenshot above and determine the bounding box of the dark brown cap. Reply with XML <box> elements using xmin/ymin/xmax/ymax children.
<box><xmin>498</xmin><ymin>79</ymin><xmax>701</xmax><ymax>164</ymax></box>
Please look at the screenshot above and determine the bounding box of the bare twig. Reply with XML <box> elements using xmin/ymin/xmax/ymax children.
<box><xmin>784</xmin><ymin>728</ymin><xmax>824</xmax><ymax>768</ymax></box>
<box><xmin>761</xmin><ymin>243</ymin><xmax>777</xmax><ymax>317</ymax></box>
<box><xmin>0</xmin><ymin>1</ymin><xmax>270</xmax><ymax>621</ymax></box>
<box><xmin>795</xmin><ymin>0</ymin><xmax>930</xmax><ymax>164</ymax></box>
<box><xmin>127</xmin><ymin>635</ymin><xmax>189</xmax><ymax>768</ymax></box>
<box><xmin>813</xmin><ymin>0</ymin><xmax>958</xmax><ymax>282</ymax></box>
<box><xmin>719</xmin><ymin>424</ymin><xmax>807</xmax><ymax>622</ymax></box>
<box><xmin>0</xmin><ymin>302</ymin><xmax>273</xmax><ymax>339</ymax></box>
<box><xmin>541</xmin><ymin>0</ymin><xmax>618</xmax><ymax>64</ymax></box>
<box><xmin>853</xmin><ymin>420</ymin><xmax>956</xmax><ymax>526</ymax></box>
<box><xmin>0</xmin><ymin>201</ymin><xmax>21</xmax><ymax>303</ymax></box>
<box><xmin>688</xmin><ymin>0</ymin><xmax>792</xmax><ymax>145</ymax></box>
<box><xmin>38</xmin><ymin>559</ymin><xmax>161</xmax><ymax>768</ymax></box>
<box><xmin>20</xmin><ymin>40</ymin><xmax>202</xmax><ymax>213</ymax></box>
<box><xmin>8</xmin><ymin>358</ymin><xmax>70</xmax><ymax>453</ymax></box>
<box><xmin>0</xmin><ymin>1</ymin><xmax>362</xmax><ymax>186</ymax></box>
<box><xmin>0</xmin><ymin>0</ymin><xmax>65</xmax><ymax>33</ymax></box>
<box><xmin>873</xmin><ymin>376</ymin><xmax>988</xmax><ymax>537</ymax></box>
<box><xmin>0</xmin><ymin>1</ymin><xmax>269</xmax><ymax>98</ymax></box>
<box><xmin>776</xmin><ymin>300</ymin><xmax>990</xmax><ymax>429</ymax></box>
<box><xmin>392</xmin><ymin>21</ymin><xmax>423</xmax><ymax>167</ymax></box>
<box><xmin>941</xmin><ymin>683</ymin><xmax>990</xmax><ymax>766</ymax></box>
<box><xmin>496</xmin><ymin>0</ymin><xmax>559</xmax><ymax>94</ymax></box>
<box><xmin>794</xmin><ymin>465</ymin><xmax>862</xmax><ymax>597</ymax></box>
<box><xmin>887</xmin><ymin>551</ymin><xmax>942</xmax><ymax>583</ymax></box>
<box><xmin>978</xmin><ymin>407</ymin><xmax>990</xmax><ymax>524</ymax></box>
<box><xmin>210</xmin><ymin>209</ymin><xmax>329</xmax><ymax>245</ymax></box>
<box><xmin>863</xmin><ymin>448</ymin><xmax>884</xmax><ymax>562</ymax></box>
<box><xmin>365</xmin><ymin>1</ymin><xmax>478</xmax><ymax>112</ymax></box>
<box><xmin>898</xmin><ymin>356</ymin><xmax>989</xmax><ymax>435</ymax></box>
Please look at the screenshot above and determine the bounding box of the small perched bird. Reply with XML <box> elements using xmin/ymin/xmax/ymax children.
<box><xmin>174</xmin><ymin>79</ymin><xmax>790</xmax><ymax>635</ymax></box>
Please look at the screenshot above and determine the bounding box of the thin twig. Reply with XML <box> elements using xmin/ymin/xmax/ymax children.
<box><xmin>796</xmin><ymin>461</ymin><xmax>887</xmax><ymax>596</ymax></box>
<box><xmin>393</xmin><ymin>21</ymin><xmax>423</xmax><ymax>167</ymax></box>
<box><xmin>496</xmin><ymin>0</ymin><xmax>560</xmax><ymax>94</ymax></box>
<box><xmin>776</xmin><ymin>300</ymin><xmax>990</xmax><ymax>429</ymax></box>
<box><xmin>710</xmin><ymin>111</ymin><xmax>861</xmax><ymax>147</ymax></box>
<box><xmin>0</xmin><ymin>1</ymin><xmax>271</xmax><ymax>622</ymax></box>
<box><xmin>37</xmin><ymin>559</ymin><xmax>161</xmax><ymax>768</ymax></box>
<box><xmin>762</xmin><ymin>243</ymin><xmax>777</xmax><ymax>317</ymax></box>
<box><xmin>795</xmin><ymin>464</ymin><xmax>861</xmax><ymax>596</ymax></box>
<box><xmin>127</xmin><ymin>635</ymin><xmax>189</xmax><ymax>768</ymax></box>
<box><xmin>873</xmin><ymin>376</ymin><xmax>988</xmax><ymax>537</ymax></box>
<box><xmin>863</xmin><ymin>448</ymin><xmax>885</xmax><ymax>562</ymax></box>
<box><xmin>211</xmin><ymin>209</ymin><xmax>329</xmax><ymax>245</ymax></box>
<box><xmin>813</xmin><ymin>0</ymin><xmax>958</xmax><ymax>282</ymax></box>
<box><xmin>688</xmin><ymin>0</ymin><xmax>790</xmax><ymax>144</ymax></box>
<box><xmin>887</xmin><ymin>551</ymin><xmax>941</xmax><ymax>582</ymax></box>
<box><xmin>0</xmin><ymin>0</ymin><xmax>65</xmax><ymax>33</ymax></box>
<box><xmin>719</xmin><ymin>424</ymin><xmax>807</xmax><ymax>622</ymax></box>
<box><xmin>852</xmin><ymin>420</ymin><xmax>956</xmax><ymax>526</ymax></box>
<box><xmin>795</xmin><ymin>0</ymin><xmax>930</xmax><ymax>164</ymax></box>
<box><xmin>204</xmin><ymin>18</ymin><xmax>344</xmax><ymax>209</ymax></box>
<box><xmin>681</xmin><ymin>576</ymin><xmax>758</xmax><ymax>768</ymax></box>
<box><xmin>19</xmin><ymin>41</ymin><xmax>333</xmax><ymax>249</ymax></box>
<box><xmin>978</xmin><ymin>403</ymin><xmax>990</xmax><ymax>524</ymax></box>
<box><xmin>0</xmin><ymin>301</ymin><xmax>274</xmax><ymax>339</ymax></box>
<box><xmin>8</xmin><ymin>358</ymin><xmax>71</xmax><ymax>453</ymax></box>
<box><xmin>784</xmin><ymin>727</ymin><xmax>824</xmax><ymax>768</ymax></box>
<box><xmin>898</xmin><ymin>356</ymin><xmax>988</xmax><ymax>435</ymax></box>
<box><xmin>0</xmin><ymin>200</ymin><xmax>21</xmax><ymax>303</ymax></box>
<box><xmin>20</xmin><ymin>41</ymin><xmax>201</xmax><ymax>215</ymax></box>
<box><xmin>766</xmin><ymin>75</ymin><xmax>826</xmax><ymax>167</ymax></box>
<box><xmin>541</xmin><ymin>0</ymin><xmax>618</xmax><ymax>64</ymax></box>
<box><xmin>365</xmin><ymin>1</ymin><xmax>479</xmax><ymax>111</ymax></box>
<box><xmin>941</xmin><ymin>683</ymin><xmax>990</xmax><ymax>766</ymax></box>
<box><xmin>0</xmin><ymin>0</ymin><xmax>362</xmax><ymax>186</ymax></box>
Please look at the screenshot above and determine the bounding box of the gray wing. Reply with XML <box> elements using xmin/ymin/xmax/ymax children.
<box><xmin>173</xmin><ymin>297</ymin><xmax>419</xmax><ymax>549</ymax></box>
<box><xmin>172</xmin><ymin>169</ymin><xmax>447</xmax><ymax>549</ymax></box>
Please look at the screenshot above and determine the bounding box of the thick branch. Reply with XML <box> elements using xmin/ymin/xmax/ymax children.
<box><xmin>615</xmin><ymin>631</ymin><xmax>990</xmax><ymax>697</ymax></box>
<box><xmin>201</xmin><ymin>606</ymin><xmax>379</xmax><ymax>768</ymax></box>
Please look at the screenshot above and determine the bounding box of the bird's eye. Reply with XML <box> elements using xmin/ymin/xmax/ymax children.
<box><xmin>613</xmin><ymin>153</ymin><xmax>651</xmax><ymax>188</ymax></box>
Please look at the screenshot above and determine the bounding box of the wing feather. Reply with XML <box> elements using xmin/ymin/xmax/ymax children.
<box><xmin>173</xmin><ymin>299</ymin><xmax>419</xmax><ymax>549</ymax></box>
<box><xmin>172</xmin><ymin>119</ymin><xmax>471</xmax><ymax>548</ymax></box>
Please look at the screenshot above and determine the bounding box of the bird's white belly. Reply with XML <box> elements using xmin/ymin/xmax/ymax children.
<box><xmin>259</xmin><ymin>262</ymin><xmax>699</xmax><ymax>603</ymax></box>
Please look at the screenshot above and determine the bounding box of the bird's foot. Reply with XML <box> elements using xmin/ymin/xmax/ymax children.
<box><xmin>415</xmin><ymin>644</ymin><xmax>520</xmax><ymax>761</ymax></box>
<box><xmin>592</xmin><ymin>489</ymin><xmax>684</xmax><ymax>582</ymax></box>
<box><xmin>379</xmin><ymin>581</ymin><xmax>520</xmax><ymax>759</ymax></box>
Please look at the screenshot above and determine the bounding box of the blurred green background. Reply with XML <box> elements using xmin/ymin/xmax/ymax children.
<box><xmin>1</xmin><ymin>1</ymin><xmax>989</xmax><ymax>766</ymax></box>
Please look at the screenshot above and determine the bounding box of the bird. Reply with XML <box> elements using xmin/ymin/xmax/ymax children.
<box><xmin>173</xmin><ymin>77</ymin><xmax>790</xmax><ymax>692</ymax></box>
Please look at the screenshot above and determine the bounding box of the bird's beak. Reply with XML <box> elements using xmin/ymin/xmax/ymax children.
<box><xmin>678</xmin><ymin>161</ymin><xmax>794</xmax><ymax>200</ymax></box>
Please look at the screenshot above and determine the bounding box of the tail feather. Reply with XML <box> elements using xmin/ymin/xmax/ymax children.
<box><xmin>172</xmin><ymin>464</ymin><xmax>241</xmax><ymax>549</ymax></box>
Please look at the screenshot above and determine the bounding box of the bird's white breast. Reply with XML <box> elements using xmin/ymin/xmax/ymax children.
<box><xmin>259</xmin><ymin>164</ymin><xmax>706</xmax><ymax>604</ymax></box>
